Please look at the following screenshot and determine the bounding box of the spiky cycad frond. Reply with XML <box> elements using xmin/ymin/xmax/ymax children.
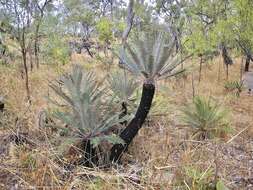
<box><xmin>119</xmin><ymin>31</ymin><xmax>185</xmax><ymax>82</ymax></box>
<box><xmin>224</xmin><ymin>80</ymin><xmax>243</xmax><ymax>97</ymax></box>
<box><xmin>182</xmin><ymin>96</ymin><xmax>230</xmax><ymax>139</ymax></box>
<box><xmin>107</xmin><ymin>71</ymin><xmax>138</xmax><ymax>103</ymax></box>
<box><xmin>49</xmin><ymin>65</ymin><xmax>125</xmax><ymax>146</ymax></box>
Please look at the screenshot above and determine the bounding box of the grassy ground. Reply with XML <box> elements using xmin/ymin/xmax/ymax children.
<box><xmin>0</xmin><ymin>54</ymin><xmax>252</xmax><ymax>190</ymax></box>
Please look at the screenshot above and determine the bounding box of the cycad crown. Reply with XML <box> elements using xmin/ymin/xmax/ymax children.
<box><xmin>119</xmin><ymin>32</ymin><xmax>184</xmax><ymax>82</ymax></box>
<box><xmin>182</xmin><ymin>96</ymin><xmax>229</xmax><ymax>138</ymax></box>
<box><xmin>107</xmin><ymin>71</ymin><xmax>138</xmax><ymax>103</ymax></box>
<box><xmin>49</xmin><ymin>65</ymin><xmax>125</xmax><ymax>146</ymax></box>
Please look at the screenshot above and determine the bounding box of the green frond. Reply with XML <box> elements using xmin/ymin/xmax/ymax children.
<box><xmin>182</xmin><ymin>96</ymin><xmax>230</xmax><ymax>139</ymax></box>
<box><xmin>224</xmin><ymin>80</ymin><xmax>244</xmax><ymax>97</ymax></box>
<box><xmin>107</xmin><ymin>71</ymin><xmax>138</xmax><ymax>103</ymax></box>
<box><xmin>119</xmin><ymin>31</ymin><xmax>186</xmax><ymax>81</ymax></box>
<box><xmin>49</xmin><ymin>64</ymin><xmax>125</xmax><ymax>147</ymax></box>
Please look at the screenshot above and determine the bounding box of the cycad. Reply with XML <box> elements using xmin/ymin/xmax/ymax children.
<box><xmin>224</xmin><ymin>80</ymin><xmax>243</xmax><ymax>97</ymax></box>
<box><xmin>108</xmin><ymin>71</ymin><xmax>138</xmax><ymax>103</ymax></box>
<box><xmin>182</xmin><ymin>96</ymin><xmax>230</xmax><ymax>139</ymax></box>
<box><xmin>120</xmin><ymin>32</ymin><xmax>185</xmax><ymax>81</ymax></box>
<box><xmin>110</xmin><ymin>31</ymin><xmax>187</xmax><ymax>162</ymax></box>
<box><xmin>107</xmin><ymin>71</ymin><xmax>138</xmax><ymax>122</ymax></box>
<box><xmin>49</xmin><ymin>65</ymin><xmax>125</xmax><ymax>166</ymax></box>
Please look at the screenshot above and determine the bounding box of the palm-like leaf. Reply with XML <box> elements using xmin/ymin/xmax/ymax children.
<box><xmin>119</xmin><ymin>31</ymin><xmax>185</xmax><ymax>81</ymax></box>
<box><xmin>107</xmin><ymin>71</ymin><xmax>138</xmax><ymax>103</ymax></box>
<box><xmin>182</xmin><ymin>96</ymin><xmax>230</xmax><ymax>138</ymax></box>
<box><xmin>49</xmin><ymin>65</ymin><xmax>125</xmax><ymax>146</ymax></box>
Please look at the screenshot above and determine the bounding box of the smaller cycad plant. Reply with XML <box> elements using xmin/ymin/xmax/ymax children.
<box><xmin>224</xmin><ymin>80</ymin><xmax>243</xmax><ymax>97</ymax></box>
<box><xmin>107</xmin><ymin>71</ymin><xmax>138</xmax><ymax>104</ymax></box>
<box><xmin>49</xmin><ymin>64</ymin><xmax>125</xmax><ymax>166</ymax></box>
<box><xmin>182</xmin><ymin>96</ymin><xmax>230</xmax><ymax>139</ymax></box>
<box><xmin>107</xmin><ymin>71</ymin><xmax>138</xmax><ymax>121</ymax></box>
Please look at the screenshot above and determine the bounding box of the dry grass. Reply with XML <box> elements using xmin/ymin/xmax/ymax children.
<box><xmin>0</xmin><ymin>55</ymin><xmax>252</xmax><ymax>190</ymax></box>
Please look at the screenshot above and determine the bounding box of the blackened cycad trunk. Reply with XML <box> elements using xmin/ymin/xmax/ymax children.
<box><xmin>245</xmin><ymin>54</ymin><xmax>253</xmax><ymax>72</ymax></box>
<box><xmin>221</xmin><ymin>44</ymin><xmax>233</xmax><ymax>66</ymax></box>
<box><xmin>0</xmin><ymin>97</ymin><xmax>4</xmax><ymax>112</ymax></box>
<box><xmin>221</xmin><ymin>44</ymin><xmax>233</xmax><ymax>79</ymax></box>
<box><xmin>110</xmin><ymin>83</ymin><xmax>155</xmax><ymax>162</ymax></box>
<box><xmin>119</xmin><ymin>102</ymin><xmax>128</xmax><ymax>125</ymax></box>
<box><xmin>79</xmin><ymin>140</ymin><xmax>99</xmax><ymax>167</ymax></box>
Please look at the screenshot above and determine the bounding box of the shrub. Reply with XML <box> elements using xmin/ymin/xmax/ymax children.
<box><xmin>96</xmin><ymin>18</ymin><xmax>113</xmax><ymax>44</ymax></box>
<box><xmin>42</xmin><ymin>35</ymin><xmax>70</xmax><ymax>65</ymax></box>
<box><xmin>49</xmin><ymin>65</ymin><xmax>126</xmax><ymax>166</ymax></box>
<box><xmin>224</xmin><ymin>80</ymin><xmax>243</xmax><ymax>97</ymax></box>
<box><xmin>182</xmin><ymin>96</ymin><xmax>230</xmax><ymax>139</ymax></box>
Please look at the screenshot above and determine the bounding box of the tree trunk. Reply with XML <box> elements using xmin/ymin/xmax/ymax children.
<box><xmin>240</xmin><ymin>57</ymin><xmax>244</xmax><ymax>81</ymax></box>
<box><xmin>221</xmin><ymin>44</ymin><xmax>233</xmax><ymax>81</ymax></box>
<box><xmin>226</xmin><ymin>63</ymin><xmax>229</xmax><ymax>80</ymax></box>
<box><xmin>245</xmin><ymin>54</ymin><xmax>251</xmax><ymax>72</ymax></box>
<box><xmin>122</xmin><ymin>0</ymin><xmax>134</xmax><ymax>44</ymax></box>
<box><xmin>110</xmin><ymin>83</ymin><xmax>155</xmax><ymax>162</ymax></box>
<box><xmin>22</xmin><ymin>49</ymin><xmax>30</xmax><ymax>102</ymax></box>
<box><xmin>29</xmin><ymin>47</ymin><xmax>33</xmax><ymax>71</ymax></box>
<box><xmin>0</xmin><ymin>98</ymin><xmax>4</xmax><ymax>112</ymax></box>
<box><xmin>34</xmin><ymin>24</ymin><xmax>40</xmax><ymax>69</ymax></box>
<box><xmin>198</xmin><ymin>55</ymin><xmax>203</xmax><ymax>82</ymax></box>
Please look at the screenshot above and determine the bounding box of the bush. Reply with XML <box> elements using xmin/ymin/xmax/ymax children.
<box><xmin>42</xmin><ymin>35</ymin><xmax>70</xmax><ymax>65</ymax></box>
<box><xmin>50</xmin><ymin>64</ymin><xmax>126</xmax><ymax>145</ymax></box>
<box><xmin>224</xmin><ymin>80</ymin><xmax>243</xmax><ymax>97</ymax></box>
<box><xmin>49</xmin><ymin>65</ymin><xmax>127</xmax><ymax>165</ymax></box>
<box><xmin>96</xmin><ymin>17</ymin><xmax>113</xmax><ymax>44</ymax></box>
<box><xmin>182</xmin><ymin>96</ymin><xmax>230</xmax><ymax>139</ymax></box>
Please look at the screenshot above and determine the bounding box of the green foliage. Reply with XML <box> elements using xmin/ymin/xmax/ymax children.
<box><xmin>107</xmin><ymin>71</ymin><xmax>138</xmax><ymax>103</ymax></box>
<box><xmin>119</xmin><ymin>31</ymin><xmax>185</xmax><ymax>82</ymax></box>
<box><xmin>42</xmin><ymin>35</ymin><xmax>70</xmax><ymax>65</ymax></box>
<box><xmin>175</xmin><ymin>166</ymin><xmax>216</xmax><ymax>190</ymax></box>
<box><xmin>224</xmin><ymin>80</ymin><xmax>244</xmax><ymax>97</ymax></box>
<box><xmin>182</xmin><ymin>96</ymin><xmax>230</xmax><ymax>139</ymax></box>
<box><xmin>216</xmin><ymin>180</ymin><xmax>229</xmax><ymax>190</ymax></box>
<box><xmin>183</xmin><ymin>166</ymin><xmax>214</xmax><ymax>190</ymax></box>
<box><xmin>183</xmin><ymin>20</ymin><xmax>216</xmax><ymax>57</ymax></box>
<box><xmin>96</xmin><ymin>17</ymin><xmax>113</xmax><ymax>44</ymax></box>
<box><xmin>21</xmin><ymin>153</ymin><xmax>37</xmax><ymax>171</ymax></box>
<box><xmin>49</xmin><ymin>65</ymin><xmax>125</xmax><ymax>147</ymax></box>
<box><xmin>177</xmin><ymin>165</ymin><xmax>229</xmax><ymax>190</ymax></box>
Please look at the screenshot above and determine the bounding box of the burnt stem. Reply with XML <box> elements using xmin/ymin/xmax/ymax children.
<box><xmin>110</xmin><ymin>83</ymin><xmax>155</xmax><ymax>162</ymax></box>
<box><xmin>79</xmin><ymin>139</ymin><xmax>99</xmax><ymax>167</ymax></box>
<box><xmin>119</xmin><ymin>102</ymin><xmax>128</xmax><ymax>125</ymax></box>
<box><xmin>245</xmin><ymin>54</ymin><xmax>251</xmax><ymax>72</ymax></box>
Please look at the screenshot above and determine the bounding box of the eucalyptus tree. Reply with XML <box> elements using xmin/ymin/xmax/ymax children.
<box><xmin>0</xmin><ymin>0</ymin><xmax>35</xmax><ymax>101</ymax></box>
<box><xmin>156</xmin><ymin>0</ymin><xmax>188</xmax><ymax>53</ymax></box>
<box><xmin>110</xmin><ymin>31</ymin><xmax>189</xmax><ymax>162</ymax></box>
<box><xmin>63</xmin><ymin>0</ymin><xmax>96</xmax><ymax>40</ymax></box>
<box><xmin>32</xmin><ymin>0</ymin><xmax>53</xmax><ymax>69</ymax></box>
<box><xmin>233</xmin><ymin>0</ymin><xmax>253</xmax><ymax>72</ymax></box>
<box><xmin>185</xmin><ymin>0</ymin><xmax>225</xmax><ymax>81</ymax></box>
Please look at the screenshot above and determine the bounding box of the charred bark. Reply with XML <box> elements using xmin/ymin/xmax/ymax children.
<box><xmin>0</xmin><ymin>100</ymin><xmax>4</xmax><ymax>112</ymax></box>
<box><xmin>221</xmin><ymin>45</ymin><xmax>233</xmax><ymax>65</ymax></box>
<box><xmin>110</xmin><ymin>83</ymin><xmax>155</xmax><ymax>162</ymax></box>
<box><xmin>79</xmin><ymin>140</ymin><xmax>99</xmax><ymax>167</ymax></box>
<box><xmin>245</xmin><ymin>54</ymin><xmax>251</xmax><ymax>72</ymax></box>
<box><xmin>119</xmin><ymin>102</ymin><xmax>128</xmax><ymax>125</ymax></box>
<box><xmin>221</xmin><ymin>44</ymin><xmax>233</xmax><ymax>80</ymax></box>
